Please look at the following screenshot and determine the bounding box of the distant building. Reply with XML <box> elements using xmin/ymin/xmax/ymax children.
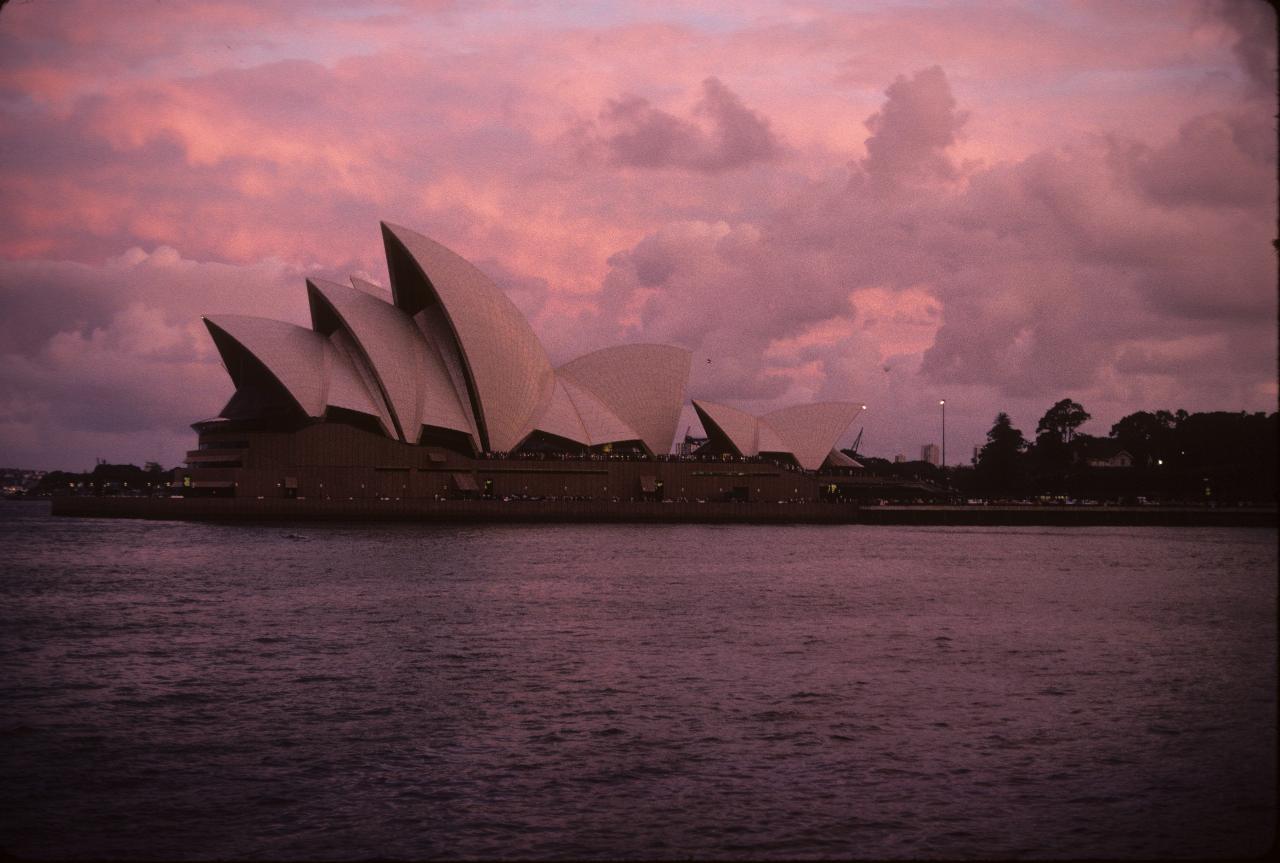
<box><xmin>921</xmin><ymin>443</ymin><xmax>940</xmax><ymax>466</ymax></box>
<box><xmin>894</xmin><ymin>453</ymin><xmax>906</xmax><ymax>464</ymax></box>
<box><xmin>1</xmin><ymin>467</ymin><xmax>47</xmax><ymax>497</ymax></box>
<box><xmin>1079</xmin><ymin>439</ymin><xmax>1134</xmax><ymax>468</ymax></box>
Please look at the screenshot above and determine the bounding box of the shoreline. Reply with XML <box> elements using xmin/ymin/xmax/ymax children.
<box><xmin>45</xmin><ymin>496</ymin><xmax>1279</xmax><ymax>527</ymax></box>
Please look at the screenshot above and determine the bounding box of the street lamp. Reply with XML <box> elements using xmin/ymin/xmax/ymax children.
<box><xmin>939</xmin><ymin>399</ymin><xmax>946</xmax><ymax>469</ymax></box>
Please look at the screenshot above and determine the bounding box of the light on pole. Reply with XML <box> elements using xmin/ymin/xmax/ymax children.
<box><xmin>939</xmin><ymin>399</ymin><xmax>946</xmax><ymax>469</ymax></box>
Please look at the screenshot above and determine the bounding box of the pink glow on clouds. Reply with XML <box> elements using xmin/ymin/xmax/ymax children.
<box><xmin>0</xmin><ymin>0</ymin><xmax>1275</xmax><ymax>469</ymax></box>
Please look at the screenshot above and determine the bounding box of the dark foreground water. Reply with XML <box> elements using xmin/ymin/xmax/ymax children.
<box><xmin>1</xmin><ymin>501</ymin><xmax>1275</xmax><ymax>860</ymax></box>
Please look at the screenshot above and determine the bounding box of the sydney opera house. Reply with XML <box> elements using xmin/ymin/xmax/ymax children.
<box><xmin>183</xmin><ymin>223</ymin><xmax>863</xmax><ymax>504</ymax></box>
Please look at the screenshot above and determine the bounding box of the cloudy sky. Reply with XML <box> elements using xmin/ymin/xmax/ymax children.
<box><xmin>0</xmin><ymin>0</ymin><xmax>1275</xmax><ymax>470</ymax></box>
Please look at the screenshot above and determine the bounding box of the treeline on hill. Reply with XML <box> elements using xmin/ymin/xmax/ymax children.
<box><xmin>853</xmin><ymin>400</ymin><xmax>1276</xmax><ymax>504</ymax></box>
<box><xmin>980</xmin><ymin>402</ymin><xmax>1276</xmax><ymax>503</ymax></box>
<box><xmin>28</xmin><ymin>462</ymin><xmax>172</xmax><ymax>497</ymax></box>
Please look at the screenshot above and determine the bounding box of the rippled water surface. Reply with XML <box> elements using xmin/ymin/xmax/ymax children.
<box><xmin>1</xmin><ymin>500</ymin><xmax>1275</xmax><ymax>859</ymax></box>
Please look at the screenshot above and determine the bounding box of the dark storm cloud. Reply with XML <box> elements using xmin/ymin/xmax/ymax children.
<box><xmin>1213</xmin><ymin>0</ymin><xmax>1278</xmax><ymax>96</ymax></box>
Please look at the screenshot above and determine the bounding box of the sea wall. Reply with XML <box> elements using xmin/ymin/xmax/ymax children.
<box><xmin>49</xmin><ymin>496</ymin><xmax>1278</xmax><ymax>527</ymax></box>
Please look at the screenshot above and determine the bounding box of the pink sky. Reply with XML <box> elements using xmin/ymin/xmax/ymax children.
<box><xmin>0</xmin><ymin>0</ymin><xmax>1275</xmax><ymax>470</ymax></box>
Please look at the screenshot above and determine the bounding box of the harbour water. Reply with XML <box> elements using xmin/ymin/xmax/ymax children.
<box><xmin>2</xmin><ymin>500</ymin><xmax>1275</xmax><ymax>859</ymax></box>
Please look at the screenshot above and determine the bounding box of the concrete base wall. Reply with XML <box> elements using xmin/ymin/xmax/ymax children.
<box><xmin>186</xmin><ymin>423</ymin><xmax>822</xmax><ymax>503</ymax></box>
<box><xmin>51</xmin><ymin>496</ymin><xmax>1278</xmax><ymax>527</ymax></box>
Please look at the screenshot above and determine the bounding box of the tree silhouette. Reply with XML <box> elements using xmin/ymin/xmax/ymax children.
<box><xmin>1037</xmin><ymin>398</ymin><xmax>1091</xmax><ymax>446</ymax></box>
<box><xmin>1032</xmin><ymin>398</ymin><xmax>1091</xmax><ymax>487</ymax></box>
<box><xmin>977</xmin><ymin>412</ymin><xmax>1027</xmax><ymax>495</ymax></box>
<box><xmin>1110</xmin><ymin>410</ymin><xmax>1177</xmax><ymax>467</ymax></box>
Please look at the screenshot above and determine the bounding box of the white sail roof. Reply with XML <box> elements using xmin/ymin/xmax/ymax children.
<box><xmin>204</xmin><ymin>315</ymin><xmax>328</xmax><ymax>417</ymax></box>
<box><xmin>349</xmin><ymin>276</ymin><xmax>391</xmax><ymax>299</ymax></box>
<box><xmin>307</xmin><ymin>278</ymin><xmax>473</xmax><ymax>444</ymax></box>
<box><xmin>529</xmin><ymin>378</ymin><xmax>589</xmax><ymax>445</ymax></box>
<box><xmin>203</xmin><ymin>223</ymin><xmax>733</xmax><ymax>461</ymax></box>
<box><xmin>691</xmin><ymin>398</ymin><xmax>863</xmax><ymax>470</ymax></box>
<box><xmin>557</xmin><ymin>344</ymin><xmax>691</xmax><ymax>456</ymax></box>
<box><xmin>824</xmin><ymin>448</ymin><xmax>863</xmax><ymax>469</ymax></box>
<box><xmin>755</xmin><ymin>420</ymin><xmax>790</xmax><ymax>455</ymax></box>
<box><xmin>325</xmin><ymin>328</ymin><xmax>396</xmax><ymax>436</ymax></box>
<box><xmin>692</xmin><ymin>400</ymin><xmax>759</xmax><ymax>457</ymax></box>
<box><xmin>558</xmin><ymin>376</ymin><xmax>638</xmax><ymax>446</ymax></box>
<box><xmin>382</xmin><ymin>222</ymin><xmax>555</xmax><ymax>452</ymax></box>
<box><xmin>411</xmin><ymin>303</ymin><xmax>480</xmax><ymax>442</ymax></box>
<box><xmin>762</xmin><ymin>402</ymin><xmax>863</xmax><ymax>470</ymax></box>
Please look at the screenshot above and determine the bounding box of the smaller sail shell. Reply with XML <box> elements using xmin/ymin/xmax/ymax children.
<box><xmin>558</xmin><ymin>344</ymin><xmax>692</xmax><ymax>455</ymax></box>
<box><xmin>691</xmin><ymin>400</ymin><xmax>759</xmax><ymax>457</ymax></box>
<box><xmin>558</xmin><ymin>376</ymin><xmax>639</xmax><ymax>446</ymax></box>
<box><xmin>204</xmin><ymin>316</ymin><xmax>328</xmax><ymax>417</ymax></box>
<box><xmin>693</xmin><ymin>398</ymin><xmax>863</xmax><ymax>470</ymax></box>
<box><xmin>763</xmin><ymin>402</ymin><xmax>863</xmax><ymax>470</ymax></box>
<box><xmin>532</xmin><ymin>378</ymin><xmax>591</xmax><ymax>446</ymax></box>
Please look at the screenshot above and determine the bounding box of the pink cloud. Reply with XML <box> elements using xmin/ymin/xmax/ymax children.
<box><xmin>0</xmin><ymin>0</ymin><xmax>1273</xmax><ymax>468</ymax></box>
<box><xmin>590</xmin><ymin>77</ymin><xmax>782</xmax><ymax>173</ymax></box>
<box><xmin>1117</xmin><ymin>109</ymin><xmax>1275</xmax><ymax>209</ymax></box>
<box><xmin>860</xmin><ymin>66</ymin><xmax>967</xmax><ymax>186</ymax></box>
